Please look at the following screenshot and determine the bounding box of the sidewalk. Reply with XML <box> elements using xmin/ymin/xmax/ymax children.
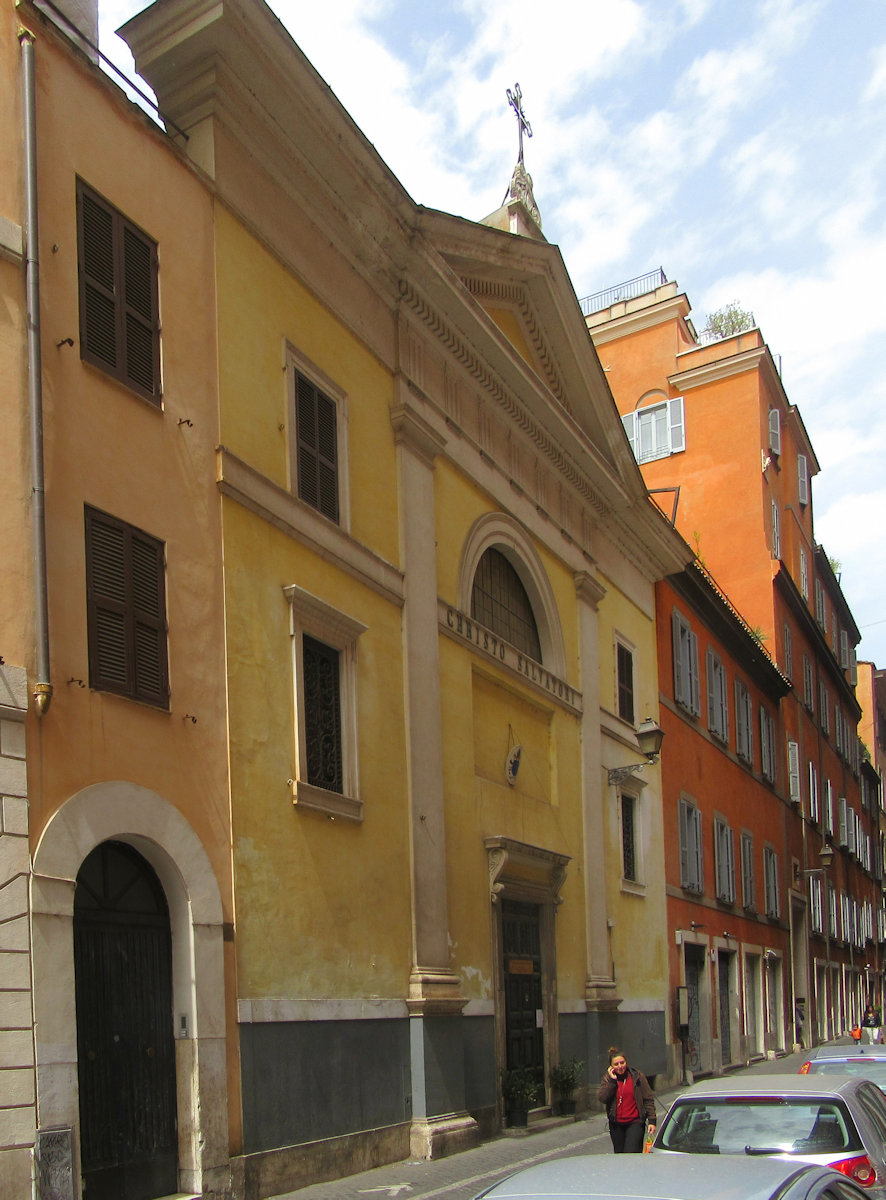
<box><xmin>267</xmin><ymin>1046</ymin><xmax>811</xmax><ymax>1200</ymax></box>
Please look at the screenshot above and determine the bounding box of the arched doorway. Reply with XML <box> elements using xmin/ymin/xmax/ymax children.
<box><xmin>74</xmin><ymin>840</ymin><xmax>178</xmax><ymax>1200</ymax></box>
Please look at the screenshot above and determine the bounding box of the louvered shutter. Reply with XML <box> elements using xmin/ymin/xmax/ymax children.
<box><xmin>296</xmin><ymin>371</ymin><xmax>339</xmax><ymax>522</ymax></box>
<box><xmin>788</xmin><ymin>741</ymin><xmax>800</xmax><ymax>804</ymax></box>
<box><xmin>78</xmin><ymin>182</ymin><xmax>160</xmax><ymax>401</ymax></box>
<box><xmin>668</xmin><ymin>397</ymin><xmax>685</xmax><ymax>452</ymax></box>
<box><xmin>798</xmin><ymin>454</ymin><xmax>809</xmax><ymax>504</ymax></box>
<box><xmin>621</xmin><ymin>411</ymin><xmax>637</xmax><ymax>457</ymax></box>
<box><xmin>85</xmin><ymin>508</ymin><xmax>168</xmax><ymax>706</ymax></box>
<box><xmin>769</xmin><ymin>408</ymin><xmax>781</xmax><ymax>454</ymax></box>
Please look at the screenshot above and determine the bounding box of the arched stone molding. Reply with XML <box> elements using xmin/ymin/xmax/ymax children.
<box><xmin>458</xmin><ymin>512</ymin><xmax>566</xmax><ymax>678</ymax></box>
<box><xmin>630</xmin><ymin>387</ymin><xmax>669</xmax><ymax>412</ymax></box>
<box><xmin>31</xmin><ymin>782</ymin><xmax>229</xmax><ymax>1197</ymax></box>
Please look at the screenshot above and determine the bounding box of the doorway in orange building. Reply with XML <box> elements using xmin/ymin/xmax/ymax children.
<box><xmin>502</xmin><ymin>900</ymin><xmax>545</xmax><ymax>1091</ymax></box>
<box><xmin>73</xmin><ymin>841</ymin><xmax>178</xmax><ymax>1200</ymax></box>
<box><xmin>717</xmin><ymin>952</ymin><xmax>734</xmax><ymax>1064</ymax></box>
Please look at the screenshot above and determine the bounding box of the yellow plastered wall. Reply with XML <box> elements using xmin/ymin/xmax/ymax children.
<box><xmin>215</xmin><ymin>208</ymin><xmax>411</xmax><ymax>999</ymax></box>
<box><xmin>433</xmin><ymin>460</ymin><xmax>587</xmax><ymax>1003</ymax></box>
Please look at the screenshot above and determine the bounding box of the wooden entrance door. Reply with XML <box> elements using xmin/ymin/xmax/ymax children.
<box><xmin>502</xmin><ymin>900</ymin><xmax>544</xmax><ymax>1089</ymax></box>
<box><xmin>74</xmin><ymin>841</ymin><xmax>178</xmax><ymax>1200</ymax></box>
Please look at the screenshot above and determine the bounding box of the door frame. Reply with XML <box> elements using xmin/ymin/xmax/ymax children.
<box><xmin>486</xmin><ymin>836</ymin><xmax>570</xmax><ymax>1114</ymax></box>
<box><xmin>31</xmin><ymin>782</ymin><xmax>228</xmax><ymax>1197</ymax></box>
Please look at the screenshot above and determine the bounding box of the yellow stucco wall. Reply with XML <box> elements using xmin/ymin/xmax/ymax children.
<box><xmin>214</xmin><ymin>209</ymin><xmax>412</xmax><ymax>998</ymax></box>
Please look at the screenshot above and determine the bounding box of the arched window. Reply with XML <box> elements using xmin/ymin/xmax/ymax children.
<box><xmin>471</xmin><ymin>547</ymin><xmax>542</xmax><ymax>662</ymax></box>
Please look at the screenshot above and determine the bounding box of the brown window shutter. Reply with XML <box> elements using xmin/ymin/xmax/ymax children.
<box><xmin>77</xmin><ymin>180</ymin><xmax>161</xmax><ymax>403</ymax></box>
<box><xmin>85</xmin><ymin>507</ymin><xmax>169</xmax><ymax>707</ymax></box>
<box><xmin>295</xmin><ymin>371</ymin><xmax>339</xmax><ymax>523</ymax></box>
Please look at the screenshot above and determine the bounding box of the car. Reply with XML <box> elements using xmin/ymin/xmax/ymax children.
<box><xmin>470</xmin><ymin>1152</ymin><xmax>874</xmax><ymax>1200</ymax></box>
<box><xmin>800</xmin><ymin>1046</ymin><xmax>886</xmax><ymax>1093</ymax></box>
<box><xmin>650</xmin><ymin>1075</ymin><xmax>886</xmax><ymax>1194</ymax></box>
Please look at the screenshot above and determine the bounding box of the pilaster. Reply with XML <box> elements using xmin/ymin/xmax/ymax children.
<box><xmin>574</xmin><ymin>574</ymin><xmax>621</xmax><ymax>1009</ymax></box>
<box><xmin>0</xmin><ymin>665</ymin><xmax>35</xmax><ymax>1198</ymax></box>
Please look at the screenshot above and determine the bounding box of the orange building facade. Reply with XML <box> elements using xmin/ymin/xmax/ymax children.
<box><xmin>587</xmin><ymin>276</ymin><xmax>884</xmax><ymax>1066</ymax></box>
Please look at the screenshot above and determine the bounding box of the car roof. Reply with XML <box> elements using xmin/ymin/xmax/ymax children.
<box><xmin>809</xmin><ymin>1044</ymin><xmax>886</xmax><ymax>1060</ymax></box>
<box><xmin>476</xmin><ymin>1154</ymin><xmax>837</xmax><ymax>1200</ymax></box>
<box><xmin>666</xmin><ymin>1072</ymin><xmax>867</xmax><ymax>1099</ymax></box>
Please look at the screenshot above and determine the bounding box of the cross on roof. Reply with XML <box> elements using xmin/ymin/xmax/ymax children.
<box><xmin>506</xmin><ymin>84</ymin><xmax>532</xmax><ymax>164</ymax></box>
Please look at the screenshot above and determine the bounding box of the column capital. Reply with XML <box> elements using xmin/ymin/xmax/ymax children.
<box><xmin>575</xmin><ymin>570</ymin><xmax>606</xmax><ymax>610</ymax></box>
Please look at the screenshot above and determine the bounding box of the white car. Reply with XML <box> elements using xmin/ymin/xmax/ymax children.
<box><xmin>651</xmin><ymin>1075</ymin><xmax>886</xmax><ymax>1194</ymax></box>
<box><xmin>471</xmin><ymin>1152</ymin><xmax>873</xmax><ymax>1200</ymax></box>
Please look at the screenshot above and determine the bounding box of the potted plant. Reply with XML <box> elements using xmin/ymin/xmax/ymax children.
<box><xmin>501</xmin><ymin>1067</ymin><xmax>539</xmax><ymax>1127</ymax></box>
<box><xmin>550</xmin><ymin>1057</ymin><xmax>584</xmax><ymax>1116</ymax></box>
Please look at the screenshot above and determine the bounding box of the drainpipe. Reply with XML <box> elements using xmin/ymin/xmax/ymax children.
<box><xmin>20</xmin><ymin>29</ymin><xmax>52</xmax><ymax>716</ymax></box>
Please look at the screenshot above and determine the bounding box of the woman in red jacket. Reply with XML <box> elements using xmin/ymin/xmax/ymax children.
<box><xmin>597</xmin><ymin>1046</ymin><xmax>656</xmax><ymax>1153</ymax></box>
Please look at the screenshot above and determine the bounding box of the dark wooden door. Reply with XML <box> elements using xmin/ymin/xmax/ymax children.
<box><xmin>74</xmin><ymin>841</ymin><xmax>177</xmax><ymax>1200</ymax></box>
<box><xmin>718</xmin><ymin>952</ymin><xmax>732</xmax><ymax>1064</ymax></box>
<box><xmin>502</xmin><ymin>900</ymin><xmax>544</xmax><ymax>1090</ymax></box>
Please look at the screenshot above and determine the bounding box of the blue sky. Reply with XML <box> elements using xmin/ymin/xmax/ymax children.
<box><xmin>100</xmin><ymin>0</ymin><xmax>886</xmax><ymax>667</ymax></box>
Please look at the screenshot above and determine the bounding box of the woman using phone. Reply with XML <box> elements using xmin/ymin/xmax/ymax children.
<box><xmin>597</xmin><ymin>1046</ymin><xmax>656</xmax><ymax>1153</ymax></box>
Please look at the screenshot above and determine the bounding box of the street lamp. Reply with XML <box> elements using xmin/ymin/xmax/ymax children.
<box><xmin>607</xmin><ymin>717</ymin><xmax>665</xmax><ymax>785</ymax></box>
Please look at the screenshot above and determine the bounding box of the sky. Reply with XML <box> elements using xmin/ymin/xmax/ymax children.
<box><xmin>98</xmin><ymin>0</ymin><xmax>886</xmax><ymax>667</ymax></box>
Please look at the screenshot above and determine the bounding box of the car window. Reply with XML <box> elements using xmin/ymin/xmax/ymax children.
<box><xmin>658</xmin><ymin>1099</ymin><xmax>860</xmax><ymax>1154</ymax></box>
<box><xmin>807</xmin><ymin>1061</ymin><xmax>886</xmax><ymax>1089</ymax></box>
<box><xmin>821</xmin><ymin>1183</ymin><xmax>871</xmax><ymax>1200</ymax></box>
<box><xmin>853</xmin><ymin>1083</ymin><xmax>886</xmax><ymax>1142</ymax></box>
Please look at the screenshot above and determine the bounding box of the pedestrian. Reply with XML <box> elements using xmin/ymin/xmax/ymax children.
<box><xmin>597</xmin><ymin>1046</ymin><xmax>656</xmax><ymax>1153</ymax></box>
<box><xmin>862</xmin><ymin>1003</ymin><xmax>882</xmax><ymax>1045</ymax></box>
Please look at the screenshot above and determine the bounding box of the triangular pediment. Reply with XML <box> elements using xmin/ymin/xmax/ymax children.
<box><xmin>415</xmin><ymin>207</ymin><xmax>643</xmax><ymax>493</ymax></box>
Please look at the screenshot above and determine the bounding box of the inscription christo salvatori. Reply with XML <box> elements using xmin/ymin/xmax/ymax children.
<box><xmin>441</xmin><ymin>604</ymin><xmax>582</xmax><ymax>713</ymax></box>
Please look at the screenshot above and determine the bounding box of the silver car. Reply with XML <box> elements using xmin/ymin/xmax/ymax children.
<box><xmin>651</xmin><ymin>1075</ymin><xmax>886</xmax><ymax>1194</ymax></box>
<box><xmin>471</xmin><ymin>1152</ymin><xmax>872</xmax><ymax>1200</ymax></box>
<box><xmin>800</xmin><ymin>1046</ymin><xmax>886</xmax><ymax>1093</ymax></box>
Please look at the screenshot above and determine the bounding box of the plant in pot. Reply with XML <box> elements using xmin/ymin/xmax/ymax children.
<box><xmin>501</xmin><ymin>1067</ymin><xmax>539</xmax><ymax>1127</ymax></box>
<box><xmin>550</xmin><ymin>1057</ymin><xmax>584</xmax><ymax>1116</ymax></box>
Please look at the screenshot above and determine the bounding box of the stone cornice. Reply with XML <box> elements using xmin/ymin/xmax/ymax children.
<box><xmin>670</xmin><ymin>344</ymin><xmax>768</xmax><ymax>390</ymax></box>
<box><xmin>587</xmin><ymin>294</ymin><xmax>691</xmax><ymax>345</ymax></box>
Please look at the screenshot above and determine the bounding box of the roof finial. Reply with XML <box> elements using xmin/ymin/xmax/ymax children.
<box><xmin>506</xmin><ymin>83</ymin><xmax>532</xmax><ymax>165</ymax></box>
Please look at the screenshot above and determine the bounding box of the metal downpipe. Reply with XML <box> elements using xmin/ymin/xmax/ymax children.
<box><xmin>20</xmin><ymin>29</ymin><xmax>52</xmax><ymax>715</ymax></box>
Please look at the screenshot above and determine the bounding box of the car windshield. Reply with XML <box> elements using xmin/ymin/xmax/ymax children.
<box><xmin>658</xmin><ymin>1098</ymin><xmax>861</xmax><ymax>1155</ymax></box>
<box><xmin>807</xmin><ymin>1061</ymin><xmax>886</xmax><ymax>1089</ymax></box>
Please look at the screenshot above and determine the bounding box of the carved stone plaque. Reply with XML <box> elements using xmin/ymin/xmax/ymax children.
<box><xmin>36</xmin><ymin>1127</ymin><xmax>74</xmax><ymax>1200</ymax></box>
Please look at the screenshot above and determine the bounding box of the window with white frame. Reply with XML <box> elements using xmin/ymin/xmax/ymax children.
<box><xmin>808</xmin><ymin>761</ymin><xmax>820</xmax><ymax>823</ymax></box>
<box><xmin>760</xmin><ymin>706</ymin><xmax>777</xmax><ymax>782</ymax></box>
<box><xmin>809</xmin><ymin>873</ymin><xmax>823</xmax><ymax>933</ymax></box>
<box><xmin>706</xmin><ymin>648</ymin><xmax>729</xmax><ymax>742</ymax></box>
<box><xmin>787</xmin><ymin>740</ymin><xmax>801</xmax><ymax>805</ymax></box>
<box><xmin>815</xmin><ymin>579</ymin><xmax>827</xmax><ymax>629</ymax></box>
<box><xmin>287</xmin><ymin>347</ymin><xmax>348</xmax><ymax>526</ymax></box>
<box><xmin>679</xmin><ymin>797</ymin><xmax>704</xmax><ymax>893</ymax></box>
<box><xmin>800</xmin><ymin>547</ymin><xmax>809</xmax><ymax>600</ymax></box>
<box><xmin>714</xmin><ymin>819</ymin><xmax>736</xmax><ymax>904</ymax></box>
<box><xmin>835</xmin><ymin>704</ymin><xmax>843</xmax><ymax>756</ymax></box>
<box><xmin>741</xmin><ymin>832</ymin><xmax>755</xmax><ymax>911</ymax></box>
<box><xmin>828</xmin><ymin>883</ymin><xmax>839</xmax><ymax>939</ymax></box>
<box><xmin>284</xmin><ymin>583</ymin><xmax>366</xmax><ymax>822</ymax></box>
<box><xmin>819</xmin><ymin>681</ymin><xmax>830</xmax><ymax>736</ymax></box>
<box><xmin>735</xmin><ymin>679</ymin><xmax>753</xmax><ymax>764</ymax></box>
<box><xmin>824</xmin><ymin>778</ymin><xmax>834</xmax><ymax>836</ymax></box>
<box><xmin>771</xmin><ymin>499</ymin><xmax>781</xmax><ymax>559</ymax></box>
<box><xmin>783</xmin><ymin>622</ymin><xmax>793</xmax><ymax>680</ymax></box>
<box><xmin>840</xmin><ymin>629</ymin><xmax>849</xmax><ymax>670</ymax></box>
<box><xmin>620</xmin><ymin>790</ymin><xmax>641</xmax><ymax>884</ymax></box>
<box><xmin>622</xmin><ymin>396</ymin><xmax>685</xmax><ymax>464</ymax></box>
<box><xmin>802</xmin><ymin>655</ymin><xmax>814</xmax><ymax>709</ymax></box>
<box><xmin>798</xmin><ymin>454</ymin><xmax>809</xmax><ymax>505</ymax></box>
<box><xmin>673</xmin><ymin>609</ymin><xmax>700</xmax><ymax>716</ymax></box>
<box><xmin>763</xmin><ymin>846</ymin><xmax>780</xmax><ymax>918</ymax></box>
<box><xmin>838</xmin><ymin>795</ymin><xmax>849</xmax><ymax>847</ymax></box>
<box><xmin>830</xmin><ymin>613</ymin><xmax>838</xmax><ymax>655</ymax></box>
<box><xmin>615</xmin><ymin>638</ymin><xmax>635</xmax><ymax>725</ymax></box>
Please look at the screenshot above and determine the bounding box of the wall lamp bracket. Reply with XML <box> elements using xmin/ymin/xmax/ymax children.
<box><xmin>607</xmin><ymin>717</ymin><xmax>665</xmax><ymax>786</ymax></box>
